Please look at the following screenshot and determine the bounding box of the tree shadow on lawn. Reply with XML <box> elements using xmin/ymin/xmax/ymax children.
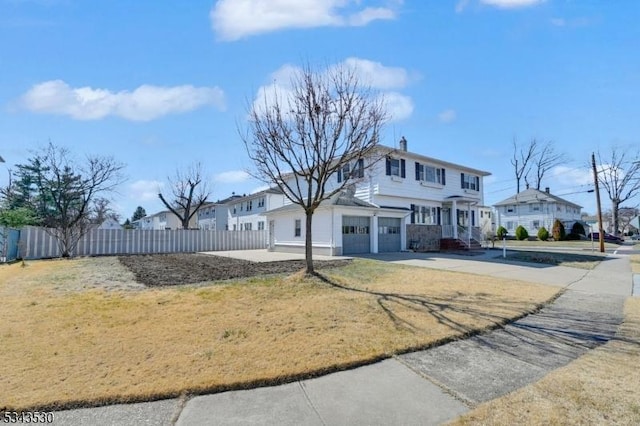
<box><xmin>313</xmin><ymin>272</ymin><xmax>559</xmax><ymax>351</ymax></box>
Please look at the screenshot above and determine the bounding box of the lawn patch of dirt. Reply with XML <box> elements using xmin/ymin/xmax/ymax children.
<box><xmin>117</xmin><ymin>253</ymin><xmax>352</xmax><ymax>286</ymax></box>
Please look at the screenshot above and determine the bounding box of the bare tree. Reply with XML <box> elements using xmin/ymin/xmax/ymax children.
<box><xmin>532</xmin><ymin>141</ymin><xmax>569</xmax><ymax>190</ymax></box>
<box><xmin>596</xmin><ymin>146</ymin><xmax>640</xmax><ymax>236</ymax></box>
<box><xmin>242</xmin><ymin>63</ymin><xmax>388</xmax><ymax>275</ymax></box>
<box><xmin>158</xmin><ymin>163</ymin><xmax>210</xmax><ymax>229</ymax></box>
<box><xmin>511</xmin><ymin>138</ymin><xmax>537</xmax><ymax>193</ymax></box>
<box><xmin>8</xmin><ymin>142</ymin><xmax>125</xmax><ymax>257</ymax></box>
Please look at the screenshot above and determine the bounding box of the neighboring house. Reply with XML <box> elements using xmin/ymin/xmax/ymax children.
<box><xmin>133</xmin><ymin>209</ymin><xmax>197</xmax><ymax>230</ymax></box>
<box><xmin>95</xmin><ymin>217</ymin><xmax>123</xmax><ymax>230</ymax></box>
<box><xmin>494</xmin><ymin>188</ymin><xmax>583</xmax><ymax>236</ymax></box>
<box><xmin>478</xmin><ymin>206</ymin><xmax>495</xmax><ymax>238</ymax></box>
<box><xmin>265</xmin><ymin>138</ymin><xmax>491</xmax><ymax>256</ymax></box>
<box><xmin>196</xmin><ymin>194</ymin><xmax>242</xmax><ymax>231</ymax></box>
<box><xmin>226</xmin><ymin>189</ymin><xmax>285</xmax><ymax>232</ymax></box>
<box><xmin>582</xmin><ymin>215</ymin><xmax>611</xmax><ymax>235</ymax></box>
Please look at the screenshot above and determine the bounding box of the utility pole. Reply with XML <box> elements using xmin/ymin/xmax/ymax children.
<box><xmin>591</xmin><ymin>153</ymin><xmax>605</xmax><ymax>253</ymax></box>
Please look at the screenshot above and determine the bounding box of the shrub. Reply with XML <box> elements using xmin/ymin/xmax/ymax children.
<box><xmin>571</xmin><ymin>222</ymin><xmax>586</xmax><ymax>236</ymax></box>
<box><xmin>537</xmin><ymin>227</ymin><xmax>549</xmax><ymax>241</ymax></box>
<box><xmin>552</xmin><ymin>219</ymin><xmax>566</xmax><ymax>241</ymax></box>
<box><xmin>496</xmin><ymin>226</ymin><xmax>508</xmax><ymax>239</ymax></box>
<box><xmin>515</xmin><ymin>225</ymin><xmax>529</xmax><ymax>241</ymax></box>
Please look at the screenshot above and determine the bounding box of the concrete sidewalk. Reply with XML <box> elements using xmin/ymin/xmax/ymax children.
<box><xmin>53</xmin><ymin>248</ymin><xmax>634</xmax><ymax>425</ymax></box>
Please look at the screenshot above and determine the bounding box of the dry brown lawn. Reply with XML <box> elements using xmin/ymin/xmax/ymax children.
<box><xmin>0</xmin><ymin>256</ymin><xmax>559</xmax><ymax>411</ymax></box>
<box><xmin>631</xmin><ymin>254</ymin><xmax>640</xmax><ymax>274</ymax></box>
<box><xmin>451</xmin><ymin>297</ymin><xmax>640</xmax><ymax>426</ymax></box>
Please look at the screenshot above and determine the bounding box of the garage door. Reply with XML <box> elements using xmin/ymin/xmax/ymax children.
<box><xmin>342</xmin><ymin>216</ymin><xmax>371</xmax><ymax>254</ymax></box>
<box><xmin>378</xmin><ymin>217</ymin><xmax>401</xmax><ymax>253</ymax></box>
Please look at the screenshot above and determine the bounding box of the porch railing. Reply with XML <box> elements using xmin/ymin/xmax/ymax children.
<box><xmin>441</xmin><ymin>225</ymin><xmax>482</xmax><ymax>242</ymax></box>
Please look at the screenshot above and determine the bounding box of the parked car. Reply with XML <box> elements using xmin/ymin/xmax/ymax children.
<box><xmin>588</xmin><ymin>232</ymin><xmax>624</xmax><ymax>244</ymax></box>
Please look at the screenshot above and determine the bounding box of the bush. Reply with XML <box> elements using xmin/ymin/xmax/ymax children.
<box><xmin>515</xmin><ymin>225</ymin><xmax>529</xmax><ymax>240</ymax></box>
<box><xmin>552</xmin><ymin>219</ymin><xmax>566</xmax><ymax>241</ymax></box>
<box><xmin>496</xmin><ymin>226</ymin><xmax>508</xmax><ymax>239</ymax></box>
<box><xmin>571</xmin><ymin>222</ymin><xmax>586</xmax><ymax>236</ymax></box>
<box><xmin>537</xmin><ymin>227</ymin><xmax>549</xmax><ymax>241</ymax></box>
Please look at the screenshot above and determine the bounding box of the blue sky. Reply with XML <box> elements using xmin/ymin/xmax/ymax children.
<box><xmin>1</xmin><ymin>0</ymin><xmax>638</xmax><ymax>219</ymax></box>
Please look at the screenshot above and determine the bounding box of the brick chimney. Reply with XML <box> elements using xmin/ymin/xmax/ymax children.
<box><xmin>545</xmin><ymin>187</ymin><xmax>550</xmax><ymax>193</ymax></box>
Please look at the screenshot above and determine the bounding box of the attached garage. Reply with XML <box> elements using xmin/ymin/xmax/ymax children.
<box><xmin>342</xmin><ymin>216</ymin><xmax>371</xmax><ymax>254</ymax></box>
<box><xmin>378</xmin><ymin>217</ymin><xmax>401</xmax><ymax>252</ymax></box>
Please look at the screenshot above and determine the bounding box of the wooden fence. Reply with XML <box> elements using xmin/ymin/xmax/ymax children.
<box><xmin>19</xmin><ymin>226</ymin><xmax>269</xmax><ymax>260</ymax></box>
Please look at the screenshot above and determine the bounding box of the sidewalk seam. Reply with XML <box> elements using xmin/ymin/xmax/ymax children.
<box><xmin>298</xmin><ymin>381</ymin><xmax>327</xmax><ymax>426</ymax></box>
<box><xmin>391</xmin><ymin>356</ymin><xmax>477</xmax><ymax>408</ymax></box>
<box><xmin>170</xmin><ymin>394</ymin><xmax>190</xmax><ymax>425</ymax></box>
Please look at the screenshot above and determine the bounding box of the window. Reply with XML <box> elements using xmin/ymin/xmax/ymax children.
<box><xmin>247</xmin><ymin>200</ymin><xmax>253</xmax><ymax>211</ymax></box>
<box><xmin>379</xmin><ymin>225</ymin><xmax>400</xmax><ymax>234</ymax></box>
<box><xmin>233</xmin><ymin>205</ymin><xmax>237</xmax><ymax>214</ymax></box>
<box><xmin>385</xmin><ymin>157</ymin><xmax>406</xmax><ymax>178</ymax></box>
<box><xmin>232</xmin><ymin>224</ymin><xmax>237</xmax><ymax>231</ymax></box>
<box><xmin>532</xmin><ymin>220</ymin><xmax>540</xmax><ymax>229</ymax></box>
<box><xmin>415</xmin><ymin>163</ymin><xmax>446</xmax><ymax>185</ymax></box>
<box><xmin>529</xmin><ymin>203</ymin><xmax>540</xmax><ymax>212</ymax></box>
<box><xmin>410</xmin><ymin>204</ymin><xmax>440</xmax><ymax>225</ymax></box>
<box><xmin>245</xmin><ymin>222</ymin><xmax>252</xmax><ymax>231</ymax></box>
<box><xmin>258</xmin><ymin>221</ymin><xmax>265</xmax><ymax>230</ymax></box>
<box><xmin>506</xmin><ymin>221</ymin><xmax>514</xmax><ymax>230</ymax></box>
<box><xmin>294</xmin><ymin>219</ymin><xmax>301</xmax><ymax>237</ymax></box>
<box><xmin>257</xmin><ymin>198</ymin><xmax>265</xmax><ymax>208</ymax></box>
<box><xmin>337</xmin><ymin>159</ymin><xmax>365</xmax><ymax>182</ymax></box>
<box><xmin>460</xmin><ymin>173</ymin><xmax>480</xmax><ymax>191</ymax></box>
<box><xmin>506</xmin><ymin>205</ymin><xmax>514</xmax><ymax>213</ymax></box>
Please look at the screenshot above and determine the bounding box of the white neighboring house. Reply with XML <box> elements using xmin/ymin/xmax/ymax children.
<box><xmin>133</xmin><ymin>209</ymin><xmax>197</xmax><ymax>230</ymax></box>
<box><xmin>95</xmin><ymin>217</ymin><xmax>123</xmax><ymax>230</ymax></box>
<box><xmin>265</xmin><ymin>138</ymin><xmax>491</xmax><ymax>256</ymax></box>
<box><xmin>494</xmin><ymin>188</ymin><xmax>583</xmax><ymax>236</ymax></box>
<box><xmin>226</xmin><ymin>189</ymin><xmax>285</xmax><ymax>231</ymax></box>
<box><xmin>196</xmin><ymin>194</ymin><xmax>242</xmax><ymax>231</ymax></box>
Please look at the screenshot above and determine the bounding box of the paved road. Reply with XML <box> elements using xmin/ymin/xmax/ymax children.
<box><xmin>53</xmin><ymin>246</ymin><xmax>634</xmax><ymax>425</ymax></box>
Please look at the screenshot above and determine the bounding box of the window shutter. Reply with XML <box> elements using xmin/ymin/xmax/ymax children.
<box><xmin>410</xmin><ymin>204</ymin><xmax>415</xmax><ymax>224</ymax></box>
<box><xmin>471</xmin><ymin>210</ymin><xmax>475</xmax><ymax>226</ymax></box>
<box><xmin>337</xmin><ymin>168</ymin><xmax>342</xmax><ymax>183</ymax></box>
<box><xmin>442</xmin><ymin>169</ymin><xmax>446</xmax><ymax>185</ymax></box>
<box><xmin>385</xmin><ymin>158</ymin><xmax>391</xmax><ymax>176</ymax></box>
<box><xmin>437</xmin><ymin>207</ymin><xmax>441</xmax><ymax>225</ymax></box>
<box><xmin>357</xmin><ymin>159</ymin><xmax>364</xmax><ymax>178</ymax></box>
<box><xmin>415</xmin><ymin>162</ymin><xmax>420</xmax><ymax>180</ymax></box>
<box><xmin>461</xmin><ymin>173</ymin><xmax>465</xmax><ymax>189</ymax></box>
<box><xmin>400</xmin><ymin>159</ymin><xmax>406</xmax><ymax>178</ymax></box>
<box><xmin>475</xmin><ymin>176</ymin><xmax>480</xmax><ymax>191</ymax></box>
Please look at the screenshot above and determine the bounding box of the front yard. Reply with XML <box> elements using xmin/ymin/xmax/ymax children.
<box><xmin>0</xmin><ymin>255</ymin><xmax>558</xmax><ymax>411</ymax></box>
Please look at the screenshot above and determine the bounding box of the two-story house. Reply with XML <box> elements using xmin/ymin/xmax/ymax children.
<box><xmin>265</xmin><ymin>138</ymin><xmax>491</xmax><ymax>255</ymax></box>
<box><xmin>494</xmin><ymin>187</ymin><xmax>582</xmax><ymax>236</ymax></box>
<box><xmin>196</xmin><ymin>194</ymin><xmax>242</xmax><ymax>231</ymax></box>
<box><xmin>133</xmin><ymin>209</ymin><xmax>197</xmax><ymax>230</ymax></box>
<box><xmin>226</xmin><ymin>188</ymin><xmax>285</xmax><ymax>231</ymax></box>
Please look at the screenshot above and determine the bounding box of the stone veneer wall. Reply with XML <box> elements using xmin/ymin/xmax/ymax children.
<box><xmin>406</xmin><ymin>224</ymin><xmax>441</xmax><ymax>252</ymax></box>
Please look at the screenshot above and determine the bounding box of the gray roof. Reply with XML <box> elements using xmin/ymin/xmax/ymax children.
<box><xmin>494</xmin><ymin>188</ymin><xmax>582</xmax><ymax>208</ymax></box>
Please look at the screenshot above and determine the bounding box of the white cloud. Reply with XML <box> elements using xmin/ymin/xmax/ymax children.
<box><xmin>253</xmin><ymin>59</ymin><xmax>414</xmax><ymax>122</ymax></box>
<box><xmin>383</xmin><ymin>92</ymin><xmax>413</xmax><ymax>122</ymax></box>
<box><xmin>455</xmin><ymin>0</ymin><xmax>470</xmax><ymax>13</ymax></box>
<box><xmin>19</xmin><ymin>80</ymin><xmax>225</xmax><ymax>121</ymax></box>
<box><xmin>342</xmin><ymin>57</ymin><xmax>409</xmax><ymax>89</ymax></box>
<box><xmin>129</xmin><ymin>180</ymin><xmax>164</xmax><ymax>202</ymax></box>
<box><xmin>215</xmin><ymin>170</ymin><xmax>251</xmax><ymax>184</ymax></box>
<box><xmin>480</xmin><ymin>0</ymin><xmax>545</xmax><ymax>8</ymax></box>
<box><xmin>437</xmin><ymin>109</ymin><xmax>457</xmax><ymax>124</ymax></box>
<box><xmin>210</xmin><ymin>0</ymin><xmax>399</xmax><ymax>41</ymax></box>
<box><xmin>550</xmin><ymin>17</ymin><xmax>591</xmax><ymax>28</ymax></box>
<box><xmin>551</xmin><ymin>166</ymin><xmax>593</xmax><ymax>186</ymax></box>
